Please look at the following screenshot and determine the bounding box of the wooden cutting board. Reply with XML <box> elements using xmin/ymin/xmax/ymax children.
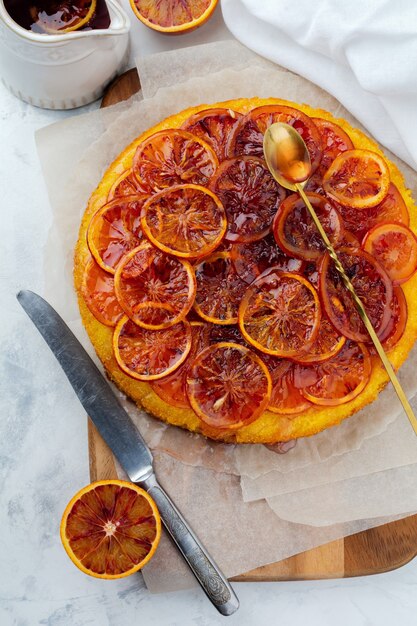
<box><xmin>89</xmin><ymin>67</ymin><xmax>417</xmax><ymax>581</ymax></box>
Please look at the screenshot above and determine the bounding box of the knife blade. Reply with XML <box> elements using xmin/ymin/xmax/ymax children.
<box><xmin>17</xmin><ymin>290</ymin><xmax>239</xmax><ymax>616</ymax></box>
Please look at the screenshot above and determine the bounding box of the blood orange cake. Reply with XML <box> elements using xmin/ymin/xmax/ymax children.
<box><xmin>74</xmin><ymin>98</ymin><xmax>417</xmax><ymax>444</ymax></box>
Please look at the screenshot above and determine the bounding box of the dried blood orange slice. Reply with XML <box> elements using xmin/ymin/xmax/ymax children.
<box><xmin>108</xmin><ymin>169</ymin><xmax>146</xmax><ymax>201</ymax></box>
<box><xmin>239</xmin><ymin>270</ymin><xmax>321</xmax><ymax>357</ymax></box>
<box><xmin>194</xmin><ymin>251</ymin><xmax>246</xmax><ymax>324</ymax></box>
<box><xmin>267</xmin><ymin>359</ymin><xmax>312</xmax><ymax>414</ymax></box>
<box><xmin>181</xmin><ymin>108</ymin><xmax>242</xmax><ymax>161</ymax></box>
<box><xmin>319</xmin><ymin>248</ymin><xmax>393</xmax><ymax>342</ymax></box>
<box><xmin>273</xmin><ymin>192</ymin><xmax>344</xmax><ymax>261</ymax></box>
<box><xmin>323</xmin><ymin>149</ymin><xmax>390</xmax><ymax>209</ymax></box>
<box><xmin>379</xmin><ymin>286</ymin><xmax>407</xmax><ymax>351</ymax></box>
<box><xmin>229</xmin><ymin>105</ymin><xmax>322</xmax><ymax>173</ymax></box>
<box><xmin>150</xmin><ymin>321</ymin><xmax>210</xmax><ymax>408</ymax></box>
<box><xmin>311</xmin><ymin>117</ymin><xmax>353</xmax><ymax>176</ymax></box>
<box><xmin>140</xmin><ymin>184</ymin><xmax>226</xmax><ymax>259</ymax></box>
<box><xmin>113</xmin><ymin>315</ymin><xmax>192</xmax><ymax>381</ymax></box>
<box><xmin>186</xmin><ymin>342</ymin><xmax>271</xmax><ymax>429</ymax></box>
<box><xmin>60</xmin><ymin>480</ymin><xmax>161</xmax><ymax>579</ymax></box>
<box><xmin>230</xmin><ymin>235</ymin><xmax>302</xmax><ymax>285</ymax></box>
<box><xmin>87</xmin><ymin>196</ymin><xmax>146</xmax><ymax>274</ymax></box>
<box><xmin>362</xmin><ymin>222</ymin><xmax>417</xmax><ymax>283</ymax></box>
<box><xmin>32</xmin><ymin>0</ymin><xmax>97</xmax><ymax>33</ymax></box>
<box><xmin>231</xmin><ymin>234</ymin><xmax>304</xmax><ymax>285</ymax></box>
<box><xmin>81</xmin><ymin>259</ymin><xmax>123</xmax><ymax>326</ymax></box>
<box><xmin>210</xmin><ymin>156</ymin><xmax>285</xmax><ymax>242</ymax></box>
<box><xmin>294</xmin><ymin>318</ymin><xmax>346</xmax><ymax>364</ymax></box>
<box><xmin>130</xmin><ymin>0</ymin><xmax>218</xmax><ymax>34</ymax></box>
<box><xmin>296</xmin><ymin>341</ymin><xmax>371</xmax><ymax>406</ymax></box>
<box><xmin>114</xmin><ymin>242</ymin><xmax>196</xmax><ymax>329</ymax></box>
<box><xmin>132</xmin><ymin>130</ymin><xmax>218</xmax><ymax>194</ymax></box>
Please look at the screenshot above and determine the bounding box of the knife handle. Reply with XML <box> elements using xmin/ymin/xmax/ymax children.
<box><xmin>140</xmin><ymin>474</ymin><xmax>239</xmax><ymax>616</ymax></box>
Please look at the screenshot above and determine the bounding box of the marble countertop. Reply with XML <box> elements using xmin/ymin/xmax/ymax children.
<box><xmin>2</xmin><ymin>3</ymin><xmax>417</xmax><ymax>625</ymax></box>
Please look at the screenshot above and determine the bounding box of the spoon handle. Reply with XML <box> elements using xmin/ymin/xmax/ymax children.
<box><xmin>296</xmin><ymin>183</ymin><xmax>417</xmax><ymax>435</ymax></box>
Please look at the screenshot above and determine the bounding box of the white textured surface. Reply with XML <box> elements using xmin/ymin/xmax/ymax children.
<box><xmin>2</xmin><ymin>3</ymin><xmax>417</xmax><ymax>625</ymax></box>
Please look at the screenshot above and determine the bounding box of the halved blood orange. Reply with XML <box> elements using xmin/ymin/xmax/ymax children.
<box><xmin>129</xmin><ymin>0</ymin><xmax>218</xmax><ymax>34</ymax></box>
<box><xmin>150</xmin><ymin>321</ymin><xmax>210</xmax><ymax>408</ymax></box>
<box><xmin>140</xmin><ymin>184</ymin><xmax>226</xmax><ymax>258</ymax></box>
<box><xmin>186</xmin><ymin>342</ymin><xmax>272</xmax><ymax>429</ymax></box>
<box><xmin>273</xmin><ymin>192</ymin><xmax>344</xmax><ymax>261</ymax></box>
<box><xmin>113</xmin><ymin>314</ymin><xmax>192</xmax><ymax>380</ymax></box>
<box><xmin>87</xmin><ymin>196</ymin><xmax>146</xmax><ymax>274</ymax></box>
<box><xmin>108</xmin><ymin>169</ymin><xmax>146</xmax><ymax>201</ymax></box>
<box><xmin>311</xmin><ymin>117</ymin><xmax>354</xmax><ymax>176</ymax></box>
<box><xmin>181</xmin><ymin>108</ymin><xmax>242</xmax><ymax>161</ymax></box>
<box><xmin>194</xmin><ymin>251</ymin><xmax>246</xmax><ymax>324</ymax></box>
<box><xmin>238</xmin><ymin>269</ymin><xmax>321</xmax><ymax>357</ymax></box>
<box><xmin>229</xmin><ymin>105</ymin><xmax>323</xmax><ymax>173</ymax></box>
<box><xmin>267</xmin><ymin>359</ymin><xmax>312</xmax><ymax>414</ymax></box>
<box><xmin>379</xmin><ymin>286</ymin><xmax>408</xmax><ymax>351</ymax></box>
<box><xmin>132</xmin><ymin>130</ymin><xmax>218</xmax><ymax>194</ymax></box>
<box><xmin>319</xmin><ymin>247</ymin><xmax>393</xmax><ymax>342</ymax></box>
<box><xmin>295</xmin><ymin>341</ymin><xmax>371</xmax><ymax>406</ymax></box>
<box><xmin>231</xmin><ymin>233</ymin><xmax>304</xmax><ymax>285</ymax></box>
<box><xmin>32</xmin><ymin>0</ymin><xmax>97</xmax><ymax>33</ymax></box>
<box><xmin>362</xmin><ymin>222</ymin><xmax>417</xmax><ymax>283</ymax></box>
<box><xmin>294</xmin><ymin>318</ymin><xmax>346</xmax><ymax>364</ymax></box>
<box><xmin>210</xmin><ymin>156</ymin><xmax>285</xmax><ymax>242</ymax></box>
<box><xmin>81</xmin><ymin>259</ymin><xmax>123</xmax><ymax>326</ymax></box>
<box><xmin>114</xmin><ymin>242</ymin><xmax>196</xmax><ymax>329</ymax></box>
<box><xmin>323</xmin><ymin>149</ymin><xmax>390</xmax><ymax>209</ymax></box>
<box><xmin>60</xmin><ymin>480</ymin><xmax>161</xmax><ymax>579</ymax></box>
<box><xmin>335</xmin><ymin>183</ymin><xmax>409</xmax><ymax>241</ymax></box>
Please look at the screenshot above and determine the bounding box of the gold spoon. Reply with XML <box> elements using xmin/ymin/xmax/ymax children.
<box><xmin>263</xmin><ymin>122</ymin><xmax>417</xmax><ymax>435</ymax></box>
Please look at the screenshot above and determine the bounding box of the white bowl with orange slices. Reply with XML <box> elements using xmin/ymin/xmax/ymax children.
<box><xmin>74</xmin><ymin>97</ymin><xmax>417</xmax><ymax>444</ymax></box>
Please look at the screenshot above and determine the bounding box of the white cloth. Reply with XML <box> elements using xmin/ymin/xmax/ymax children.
<box><xmin>221</xmin><ymin>0</ymin><xmax>417</xmax><ymax>171</ymax></box>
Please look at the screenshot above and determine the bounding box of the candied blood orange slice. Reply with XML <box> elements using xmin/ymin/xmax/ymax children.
<box><xmin>295</xmin><ymin>341</ymin><xmax>371</xmax><ymax>406</ymax></box>
<box><xmin>311</xmin><ymin>117</ymin><xmax>353</xmax><ymax>176</ymax></box>
<box><xmin>81</xmin><ymin>259</ymin><xmax>123</xmax><ymax>326</ymax></box>
<box><xmin>194</xmin><ymin>251</ymin><xmax>247</xmax><ymax>324</ymax></box>
<box><xmin>130</xmin><ymin>0</ymin><xmax>218</xmax><ymax>34</ymax></box>
<box><xmin>60</xmin><ymin>480</ymin><xmax>161</xmax><ymax>579</ymax></box>
<box><xmin>31</xmin><ymin>0</ymin><xmax>97</xmax><ymax>33</ymax></box>
<box><xmin>323</xmin><ymin>149</ymin><xmax>390</xmax><ymax>209</ymax></box>
<box><xmin>113</xmin><ymin>315</ymin><xmax>192</xmax><ymax>381</ymax></box>
<box><xmin>239</xmin><ymin>269</ymin><xmax>321</xmax><ymax>357</ymax></box>
<box><xmin>114</xmin><ymin>242</ymin><xmax>196</xmax><ymax>329</ymax></box>
<box><xmin>150</xmin><ymin>321</ymin><xmax>210</xmax><ymax>408</ymax></box>
<box><xmin>132</xmin><ymin>129</ymin><xmax>218</xmax><ymax>194</ymax></box>
<box><xmin>379</xmin><ymin>286</ymin><xmax>407</xmax><ymax>351</ymax></box>
<box><xmin>140</xmin><ymin>184</ymin><xmax>226</xmax><ymax>258</ymax></box>
<box><xmin>181</xmin><ymin>108</ymin><xmax>242</xmax><ymax>161</ymax></box>
<box><xmin>229</xmin><ymin>105</ymin><xmax>323</xmax><ymax>173</ymax></box>
<box><xmin>273</xmin><ymin>192</ymin><xmax>344</xmax><ymax>261</ymax></box>
<box><xmin>186</xmin><ymin>342</ymin><xmax>272</xmax><ymax>429</ymax></box>
<box><xmin>231</xmin><ymin>233</ymin><xmax>303</xmax><ymax>285</ymax></box>
<box><xmin>210</xmin><ymin>156</ymin><xmax>285</xmax><ymax>242</ymax></box>
<box><xmin>294</xmin><ymin>318</ymin><xmax>346</xmax><ymax>364</ymax></box>
<box><xmin>319</xmin><ymin>248</ymin><xmax>393</xmax><ymax>342</ymax></box>
<box><xmin>362</xmin><ymin>222</ymin><xmax>417</xmax><ymax>283</ymax></box>
<box><xmin>267</xmin><ymin>359</ymin><xmax>312</xmax><ymax>414</ymax></box>
<box><xmin>87</xmin><ymin>196</ymin><xmax>146</xmax><ymax>274</ymax></box>
<box><xmin>108</xmin><ymin>169</ymin><xmax>146</xmax><ymax>201</ymax></box>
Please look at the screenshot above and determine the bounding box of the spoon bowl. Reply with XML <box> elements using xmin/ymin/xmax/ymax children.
<box><xmin>263</xmin><ymin>123</ymin><xmax>312</xmax><ymax>191</ymax></box>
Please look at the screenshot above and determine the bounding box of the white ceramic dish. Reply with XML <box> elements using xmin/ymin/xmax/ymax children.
<box><xmin>0</xmin><ymin>0</ymin><xmax>130</xmax><ymax>109</ymax></box>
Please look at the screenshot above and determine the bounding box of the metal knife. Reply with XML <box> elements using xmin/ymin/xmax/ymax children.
<box><xmin>17</xmin><ymin>290</ymin><xmax>239</xmax><ymax>616</ymax></box>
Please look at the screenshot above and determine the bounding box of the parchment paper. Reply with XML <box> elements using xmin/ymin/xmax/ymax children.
<box><xmin>35</xmin><ymin>41</ymin><xmax>417</xmax><ymax>590</ymax></box>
